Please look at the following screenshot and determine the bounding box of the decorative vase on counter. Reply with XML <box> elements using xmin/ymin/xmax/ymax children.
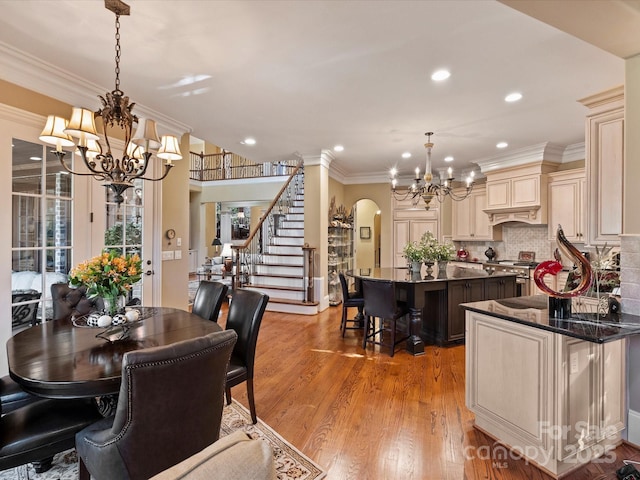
<box><xmin>485</xmin><ymin>247</ymin><xmax>496</xmax><ymax>261</ymax></box>
<box><xmin>437</xmin><ymin>261</ymin><xmax>448</xmax><ymax>278</ymax></box>
<box><xmin>424</xmin><ymin>261</ymin><xmax>434</xmax><ymax>278</ymax></box>
<box><xmin>410</xmin><ymin>261</ymin><xmax>422</xmax><ymax>274</ymax></box>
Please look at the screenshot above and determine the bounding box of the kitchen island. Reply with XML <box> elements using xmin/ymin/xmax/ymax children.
<box><xmin>463</xmin><ymin>295</ymin><xmax>640</xmax><ymax>477</ymax></box>
<box><xmin>350</xmin><ymin>265</ymin><xmax>517</xmax><ymax>353</ymax></box>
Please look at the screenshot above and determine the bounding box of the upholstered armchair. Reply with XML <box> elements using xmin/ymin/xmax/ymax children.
<box><xmin>76</xmin><ymin>330</ymin><xmax>238</xmax><ymax>480</ymax></box>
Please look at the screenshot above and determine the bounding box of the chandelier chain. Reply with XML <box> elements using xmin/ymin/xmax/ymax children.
<box><xmin>114</xmin><ymin>14</ymin><xmax>121</xmax><ymax>93</ymax></box>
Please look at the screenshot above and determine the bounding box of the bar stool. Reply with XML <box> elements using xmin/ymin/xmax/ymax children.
<box><xmin>361</xmin><ymin>279</ymin><xmax>410</xmax><ymax>357</ymax></box>
<box><xmin>338</xmin><ymin>273</ymin><xmax>365</xmax><ymax>337</ymax></box>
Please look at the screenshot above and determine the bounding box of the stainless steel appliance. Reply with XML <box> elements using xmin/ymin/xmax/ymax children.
<box><xmin>482</xmin><ymin>260</ymin><xmax>538</xmax><ymax>296</ymax></box>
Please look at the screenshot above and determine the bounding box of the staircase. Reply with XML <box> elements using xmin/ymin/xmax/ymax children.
<box><xmin>238</xmin><ymin>166</ymin><xmax>319</xmax><ymax>315</ymax></box>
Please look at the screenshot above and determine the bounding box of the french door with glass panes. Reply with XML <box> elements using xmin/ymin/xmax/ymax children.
<box><xmin>89</xmin><ymin>177</ymin><xmax>158</xmax><ymax>306</ymax></box>
<box><xmin>11</xmin><ymin>138</ymin><xmax>74</xmax><ymax>328</ymax></box>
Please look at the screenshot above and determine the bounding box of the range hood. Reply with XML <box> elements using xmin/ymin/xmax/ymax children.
<box><xmin>477</xmin><ymin>146</ymin><xmax>564</xmax><ymax>226</ymax></box>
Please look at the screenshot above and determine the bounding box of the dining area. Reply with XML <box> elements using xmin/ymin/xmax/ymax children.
<box><xmin>1</xmin><ymin>280</ymin><xmax>274</xmax><ymax>479</ymax></box>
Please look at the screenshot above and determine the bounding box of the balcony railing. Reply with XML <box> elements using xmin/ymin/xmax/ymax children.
<box><xmin>189</xmin><ymin>150</ymin><xmax>299</xmax><ymax>182</ymax></box>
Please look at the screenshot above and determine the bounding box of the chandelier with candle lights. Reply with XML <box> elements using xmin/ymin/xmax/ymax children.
<box><xmin>38</xmin><ymin>0</ymin><xmax>181</xmax><ymax>205</ymax></box>
<box><xmin>390</xmin><ymin>132</ymin><xmax>475</xmax><ymax>210</ymax></box>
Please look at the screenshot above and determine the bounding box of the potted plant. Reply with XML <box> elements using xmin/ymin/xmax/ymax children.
<box><xmin>403</xmin><ymin>241</ymin><xmax>425</xmax><ymax>273</ymax></box>
<box><xmin>420</xmin><ymin>232</ymin><xmax>455</xmax><ymax>277</ymax></box>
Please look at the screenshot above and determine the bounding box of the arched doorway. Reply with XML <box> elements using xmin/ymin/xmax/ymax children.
<box><xmin>353</xmin><ymin>199</ymin><xmax>381</xmax><ymax>269</ymax></box>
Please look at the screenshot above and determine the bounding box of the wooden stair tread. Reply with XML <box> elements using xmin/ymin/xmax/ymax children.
<box><xmin>245</xmin><ymin>283</ymin><xmax>304</xmax><ymax>292</ymax></box>
<box><xmin>266</xmin><ymin>297</ymin><xmax>319</xmax><ymax>306</ymax></box>
<box><xmin>263</xmin><ymin>252</ymin><xmax>304</xmax><ymax>257</ymax></box>
<box><xmin>258</xmin><ymin>262</ymin><xmax>304</xmax><ymax>267</ymax></box>
<box><xmin>251</xmin><ymin>273</ymin><xmax>303</xmax><ymax>279</ymax></box>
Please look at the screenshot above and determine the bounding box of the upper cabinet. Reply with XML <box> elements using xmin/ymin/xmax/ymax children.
<box><xmin>579</xmin><ymin>86</ymin><xmax>624</xmax><ymax>246</ymax></box>
<box><xmin>452</xmin><ymin>185</ymin><xmax>501</xmax><ymax>241</ymax></box>
<box><xmin>548</xmin><ymin>169</ymin><xmax>586</xmax><ymax>243</ymax></box>
<box><xmin>483</xmin><ymin>161</ymin><xmax>558</xmax><ymax>225</ymax></box>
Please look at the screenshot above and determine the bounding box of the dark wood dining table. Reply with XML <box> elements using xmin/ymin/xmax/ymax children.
<box><xmin>7</xmin><ymin>307</ymin><xmax>222</xmax><ymax>399</ymax></box>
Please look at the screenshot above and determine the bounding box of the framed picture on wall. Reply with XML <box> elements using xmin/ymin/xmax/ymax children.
<box><xmin>360</xmin><ymin>226</ymin><xmax>371</xmax><ymax>239</ymax></box>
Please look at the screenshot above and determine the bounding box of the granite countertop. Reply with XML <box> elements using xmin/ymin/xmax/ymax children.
<box><xmin>462</xmin><ymin>295</ymin><xmax>640</xmax><ymax>343</ymax></box>
<box><xmin>350</xmin><ymin>266</ymin><xmax>516</xmax><ymax>283</ymax></box>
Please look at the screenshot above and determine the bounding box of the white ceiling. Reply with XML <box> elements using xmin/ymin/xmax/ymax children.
<box><xmin>0</xmin><ymin>0</ymin><xmax>628</xmax><ymax>183</ymax></box>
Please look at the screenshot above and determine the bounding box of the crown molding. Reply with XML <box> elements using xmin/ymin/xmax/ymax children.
<box><xmin>475</xmin><ymin>142</ymin><xmax>567</xmax><ymax>173</ymax></box>
<box><xmin>0</xmin><ymin>42</ymin><xmax>192</xmax><ymax>136</ymax></box>
<box><xmin>562</xmin><ymin>142</ymin><xmax>585</xmax><ymax>162</ymax></box>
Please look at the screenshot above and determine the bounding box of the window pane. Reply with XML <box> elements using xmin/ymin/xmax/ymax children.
<box><xmin>12</xmin><ymin>139</ymin><xmax>42</xmax><ymax>195</ymax></box>
<box><xmin>47</xmin><ymin>248</ymin><xmax>72</xmax><ymax>275</ymax></box>
<box><xmin>12</xmin><ymin>195</ymin><xmax>41</xmax><ymax>249</ymax></box>
<box><xmin>125</xmin><ymin>207</ymin><xmax>142</xmax><ymax>246</ymax></box>
<box><xmin>12</xmin><ymin>250</ymin><xmax>40</xmax><ymax>273</ymax></box>
<box><xmin>46</xmin><ymin>198</ymin><xmax>72</xmax><ymax>247</ymax></box>
<box><xmin>45</xmin><ymin>147</ymin><xmax>72</xmax><ymax>197</ymax></box>
<box><xmin>105</xmin><ymin>204</ymin><xmax>124</xmax><ymax>248</ymax></box>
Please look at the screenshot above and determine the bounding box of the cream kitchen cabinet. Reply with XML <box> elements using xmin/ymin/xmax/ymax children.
<box><xmin>579</xmin><ymin>86</ymin><xmax>624</xmax><ymax>246</ymax></box>
<box><xmin>392</xmin><ymin>195</ymin><xmax>440</xmax><ymax>267</ymax></box>
<box><xmin>483</xmin><ymin>161</ymin><xmax>557</xmax><ymax>225</ymax></box>
<box><xmin>548</xmin><ymin>169</ymin><xmax>586</xmax><ymax>243</ymax></box>
<box><xmin>393</xmin><ymin>218</ymin><xmax>438</xmax><ymax>268</ymax></box>
<box><xmin>466</xmin><ymin>309</ymin><xmax>625</xmax><ymax>477</ymax></box>
<box><xmin>452</xmin><ymin>186</ymin><xmax>501</xmax><ymax>241</ymax></box>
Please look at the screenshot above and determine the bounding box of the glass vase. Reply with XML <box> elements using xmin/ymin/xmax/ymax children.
<box><xmin>102</xmin><ymin>295</ymin><xmax>125</xmax><ymax>316</ymax></box>
<box><xmin>437</xmin><ymin>260</ymin><xmax>448</xmax><ymax>278</ymax></box>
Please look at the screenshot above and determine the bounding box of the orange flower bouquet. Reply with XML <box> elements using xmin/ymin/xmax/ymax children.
<box><xmin>70</xmin><ymin>250</ymin><xmax>142</xmax><ymax>300</ymax></box>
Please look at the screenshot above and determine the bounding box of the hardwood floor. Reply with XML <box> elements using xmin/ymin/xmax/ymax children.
<box><xmin>221</xmin><ymin>304</ymin><xmax>640</xmax><ymax>479</ymax></box>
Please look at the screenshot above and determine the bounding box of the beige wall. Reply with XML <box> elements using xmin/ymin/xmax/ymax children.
<box><xmin>161</xmin><ymin>133</ymin><xmax>191</xmax><ymax>309</ymax></box>
<box><xmin>343</xmin><ymin>183</ymin><xmax>393</xmax><ymax>268</ymax></box>
<box><xmin>328</xmin><ymin>176</ymin><xmax>345</xmax><ymax>209</ymax></box>
<box><xmin>354</xmin><ymin>199</ymin><xmax>378</xmax><ymax>269</ymax></box>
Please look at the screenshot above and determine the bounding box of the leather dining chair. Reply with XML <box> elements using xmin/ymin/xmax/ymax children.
<box><xmin>361</xmin><ymin>279</ymin><xmax>410</xmax><ymax>357</ymax></box>
<box><xmin>51</xmin><ymin>283</ymin><xmax>100</xmax><ymax>321</ymax></box>
<box><xmin>0</xmin><ymin>395</ymin><xmax>102</xmax><ymax>474</ymax></box>
<box><xmin>338</xmin><ymin>272</ymin><xmax>365</xmax><ymax>337</ymax></box>
<box><xmin>76</xmin><ymin>330</ymin><xmax>238</xmax><ymax>480</ymax></box>
<box><xmin>192</xmin><ymin>280</ymin><xmax>229</xmax><ymax>322</ymax></box>
<box><xmin>224</xmin><ymin>289</ymin><xmax>269</xmax><ymax>424</ymax></box>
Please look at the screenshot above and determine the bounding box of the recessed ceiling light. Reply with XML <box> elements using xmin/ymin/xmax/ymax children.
<box><xmin>496</xmin><ymin>142</ymin><xmax>508</xmax><ymax>149</ymax></box>
<box><xmin>334</xmin><ymin>145</ymin><xmax>344</xmax><ymax>152</ymax></box>
<box><xmin>431</xmin><ymin>69</ymin><xmax>451</xmax><ymax>81</ymax></box>
<box><xmin>444</xmin><ymin>156</ymin><xmax>454</xmax><ymax>162</ymax></box>
<box><xmin>505</xmin><ymin>92</ymin><xmax>522</xmax><ymax>102</ymax></box>
<box><xmin>402</xmin><ymin>152</ymin><xmax>411</xmax><ymax>159</ymax></box>
<box><xmin>30</xmin><ymin>156</ymin><xmax>42</xmax><ymax>161</ymax></box>
<box><xmin>242</xmin><ymin>137</ymin><xmax>256</xmax><ymax>145</ymax></box>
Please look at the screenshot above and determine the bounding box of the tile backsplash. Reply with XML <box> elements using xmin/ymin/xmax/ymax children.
<box><xmin>454</xmin><ymin>224</ymin><xmax>553</xmax><ymax>262</ymax></box>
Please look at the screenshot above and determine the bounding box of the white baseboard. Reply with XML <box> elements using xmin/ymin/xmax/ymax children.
<box><xmin>628</xmin><ymin>409</ymin><xmax>640</xmax><ymax>447</ymax></box>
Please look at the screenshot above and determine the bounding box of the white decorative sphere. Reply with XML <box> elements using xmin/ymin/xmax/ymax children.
<box><xmin>97</xmin><ymin>315</ymin><xmax>112</xmax><ymax>328</ymax></box>
<box><xmin>124</xmin><ymin>309</ymin><xmax>140</xmax><ymax>323</ymax></box>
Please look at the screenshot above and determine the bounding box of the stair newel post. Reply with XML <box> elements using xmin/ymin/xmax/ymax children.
<box><xmin>302</xmin><ymin>245</ymin><xmax>316</xmax><ymax>303</ymax></box>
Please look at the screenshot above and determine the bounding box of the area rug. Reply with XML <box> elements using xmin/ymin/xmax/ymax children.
<box><xmin>2</xmin><ymin>400</ymin><xmax>326</xmax><ymax>480</ymax></box>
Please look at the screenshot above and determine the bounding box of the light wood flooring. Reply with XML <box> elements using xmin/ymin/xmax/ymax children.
<box><xmin>220</xmin><ymin>303</ymin><xmax>640</xmax><ymax>480</ymax></box>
